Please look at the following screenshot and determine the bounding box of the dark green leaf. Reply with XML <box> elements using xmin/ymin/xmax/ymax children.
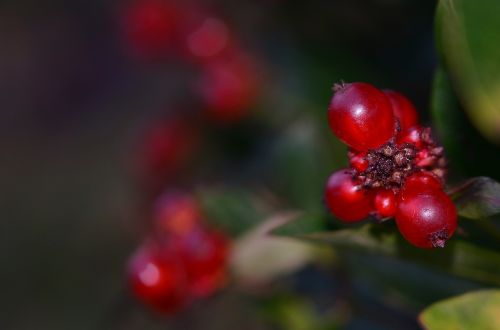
<box><xmin>273</xmin><ymin>218</ymin><xmax>500</xmax><ymax>285</ymax></box>
<box><xmin>449</xmin><ymin>177</ymin><xmax>500</xmax><ymax>219</ymax></box>
<box><xmin>419</xmin><ymin>290</ymin><xmax>500</xmax><ymax>330</ymax></box>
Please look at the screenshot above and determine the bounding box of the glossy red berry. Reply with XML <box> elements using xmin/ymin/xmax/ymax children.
<box><xmin>397</xmin><ymin>126</ymin><xmax>423</xmax><ymax>148</ymax></box>
<box><xmin>384</xmin><ymin>90</ymin><xmax>418</xmax><ymax>135</ymax></box>
<box><xmin>396</xmin><ymin>189</ymin><xmax>457</xmax><ymax>248</ymax></box>
<box><xmin>374</xmin><ymin>189</ymin><xmax>398</xmax><ymax>218</ymax></box>
<box><xmin>127</xmin><ymin>243</ymin><xmax>188</xmax><ymax>314</ymax></box>
<box><xmin>402</xmin><ymin>171</ymin><xmax>442</xmax><ymax>196</ymax></box>
<box><xmin>122</xmin><ymin>0</ymin><xmax>180</xmax><ymax>59</ymax></box>
<box><xmin>328</xmin><ymin>82</ymin><xmax>395</xmax><ymax>151</ymax></box>
<box><xmin>154</xmin><ymin>192</ymin><xmax>202</xmax><ymax>236</ymax></box>
<box><xmin>324</xmin><ymin>169</ymin><xmax>374</xmax><ymax>222</ymax></box>
<box><xmin>174</xmin><ymin>229</ymin><xmax>230</xmax><ymax>298</ymax></box>
<box><xmin>349</xmin><ymin>153</ymin><xmax>368</xmax><ymax>172</ymax></box>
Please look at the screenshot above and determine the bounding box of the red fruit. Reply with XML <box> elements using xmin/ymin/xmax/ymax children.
<box><xmin>185</xmin><ymin>17</ymin><xmax>231</xmax><ymax>60</ymax></box>
<box><xmin>122</xmin><ymin>0</ymin><xmax>180</xmax><ymax>59</ymax></box>
<box><xmin>349</xmin><ymin>153</ymin><xmax>368</xmax><ymax>172</ymax></box>
<box><xmin>154</xmin><ymin>192</ymin><xmax>202</xmax><ymax>236</ymax></box>
<box><xmin>396</xmin><ymin>189</ymin><xmax>457</xmax><ymax>248</ymax></box>
<box><xmin>402</xmin><ymin>171</ymin><xmax>442</xmax><ymax>196</ymax></box>
<box><xmin>384</xmin><ymin>90</ymin><xmax>418</xmax><ymax>135</ymax></box>
<box><xmin>137</xmin><ymin>116</ymin><xmax>198</xmax><ymax>192</ymax></box>
<box><xmin>374</xmin><ymin>190</ymin><xmax>398</xmax><ymax>218</ymax></box>
<box><xmin>127</xmin><ymin>243</ymin><xmax>188</xmax><ymax>314</ymax></box>
<box><xmin>398</xmin><ymin>126</ymin><xmax>423</xmax><ymax>148</ymax></box>
<box><xmin>324</xmin><ymin>169</ymin><xmax>374</xmax><ymax>222</ymax></box>
<box><xmin>197</xmin><ymin>51</ymin><xmax>259</xmax><ymax>123</ymax></box>
<box><xmin>328</xmin><ymin>82</ymin><xmax>395</xmax><ymax>151</ymax></box>
<box><xmin>174</xmin><ymin>229</ymin><xmax>230</xmax><ymax>298</ymax></box>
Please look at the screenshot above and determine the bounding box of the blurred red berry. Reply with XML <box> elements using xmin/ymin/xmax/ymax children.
<box><xmin>121</xmin><ymin>0</ymin><xmax>180</xmax><ymax>59</ymax></box>
<box><xmin>374</xmin><ymin>189</ymin><xmax>398</xmax><ymax>218</ymax></box>
<box><xmin>328</xmin><ymin>82</ymin><xmax>395</xmax><ymax>151</ymax></box>
<box><xmin>185</xmin><ymin>16</ymin><xmax>232</xmax><ymax>60</ymax></box>
<box><xmin>197</xmin><ymin>52</ymin><xmax>259</xmax><ymax>123</ymax></box>
<box><xmin>137</xmin><ymin>116</ymin><xmax>198</xmax><ymax>192</ymax></box>
<box><xmin>384</xmin><ymin>90</ymin><xmax>418</xmax><ymax>136</ymax></box>
<box><xmin>127</xmin><ymin>242</ymin><xmax>188</xmax><ymax>314</ymax></box>
<box><xmin>173</xmin><ymin>229</ymin><xmax>230</xmax><ymax>298</ymax></box>
<box><xmin>324</xmin><ymin>169</ymin><xmax>374</xmax><ymax>222</ymax></box>
<box><xmin>396</xmin><ymin>189</ymin><xmax>457</xmax><ymax>248</ymax></box>
<box><xmin>153</xmin><ymin>192</ymin><xmax>202</xmax><ymax>236</ymax></box>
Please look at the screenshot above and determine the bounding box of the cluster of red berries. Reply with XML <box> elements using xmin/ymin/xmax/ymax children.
<box><xmin>127</xmin><ymin>192</ymin><xmax>230</xmax><ymax>314</ymax></box>
<box><xmin>121</xmin><ymin>0</ymin><xmax>259</xmax><ymax>122</ymax></box>
<box><xmin>324</xmin><ymin>82</ymin><xmax>457</xmax><ymax>249</ymax></box>
<box><xmin>121</xmin><ymin>1</ymin><xmax>250</xmax><ymax>311</ymax></box>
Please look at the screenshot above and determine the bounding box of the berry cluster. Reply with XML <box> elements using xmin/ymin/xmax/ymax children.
<box><xmin>324</xmin><ymin>82</ymin><xmax>457</xmax><ymax>248</ymax></box>
<box><xmin>121</xmin><ymin>2</ymin><xmax>255</xmax><ymax>314</ymax></box>
<box><xmin>127</xmin><ymin>192</ymin><xmax>230</xmax><ymax>314</ymax></box>
<box><xmin>121</xmin><ymin>0</ymin><xmax>259</xmax><ymax>123</ymax></box>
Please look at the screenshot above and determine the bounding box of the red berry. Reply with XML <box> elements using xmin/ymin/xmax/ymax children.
<box><xmin>396</xmin><ymin>189</ymin><xmax>457</xmax><ymax>248</ymax></box>
<box><xmin>197</xmin><ymin>51</ymin><xmax>259</xmax><ymax>123</ymax></box>
<box><xmin>122</xmin><ymin>0</ymin><xmax>180</xmax><ymax>59</ymax></box>
<box><xmin>349</xmin><ymin>153</ymin><xmax>368</xmax><ymax>172</ymax></box>
<box><xmin>402</xmin><ymin>171</ymin><xmax>442</xmax><ymax>196</ymax></box>
<box><xmin>174</xmin><ymin>229</ymin><xmax>230</xmax><ymax>298</ymax></box>
<box><xmin>328</xmin><ymin>82</ymin><xmax>395</xmax><ymax>151</ymax></box>
<box><xmin>154</xmin><ymin>192</ymin><xmax>202</xmax><ymax>236</ymax></box>
<box><xmin>384</xmin><ymin>90</ymin><xmax>418</xmax><ymax>135</ymax></box>
<box><xmin>185</xmin><ymin>16</ymin><xmax>232</xmax><ymax>60</ymax></box>
<box><xmin>397</xmin><ymin>126</ymin><xmax>423</xmax><ymax>148</ymax></box>
<box><xmin>324</xmin><ymin>169</ymin><xmax>374</xmax><ymax>222</ymax></box>
<box><xmin>374</xmin><ymin>189</ymin><xmax>398</xmax><ymax>218</ymax></box>
<box><xmin>136</xmin><ymin>115</ymin><xmax>199</xmax><ymax>193</ymax></box>
<box><xmin>127</xmin><ymin>242</ymin><xmax>188</xmax><ymax>314</ymax></box>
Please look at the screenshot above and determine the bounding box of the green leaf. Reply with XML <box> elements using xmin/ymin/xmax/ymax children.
<box><xmin>273</xmin><ymin>219</ymin><xmax>500</xmax><ymax>285</ymax></box>
<box><xmin>419</xmin><ymin>290</ymin><xmax>500</xmax><ymax>330</ymax></box>
<box><xmin>435</xmin><ymin>0</ymin><xmax>500</xmax><ymax>144</ymax></box>
<box><xmin>449</xmin><ymin>177</ymin><xmax>500</xmax><ymax>219</ymax></box>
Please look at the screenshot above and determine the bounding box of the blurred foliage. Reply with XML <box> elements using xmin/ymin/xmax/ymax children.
<box><xmin>435</xmin><ymin>0</ymin><xmax>500</xmax><ymax>144</ymax></box>
<box><xmin>419</xmin><ymin>290</ymin><xmax>500</xmax><ymax>330</ymax></box>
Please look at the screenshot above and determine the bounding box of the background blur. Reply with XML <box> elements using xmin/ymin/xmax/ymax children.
<box><xmin>1</xmin><ymin>0</ymin><xmax>498</xmax><ymax>329</ymax></box>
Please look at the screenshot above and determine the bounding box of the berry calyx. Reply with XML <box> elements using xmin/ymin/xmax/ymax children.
<box><xmin>395</xmin><ymin>189</ymin><xmax>457</xmax><ymax>248</ymax></box>
<box><xmin>384</xmin><ymin>90</ymin><xmax>418</xmax><ymax>135</ymax></box>
<box><xmin>354</xmin><ymin>141</ymin><xmax>416</xmax><ymax>190</ymax></box>
<box><xmin>328</xmin><ymin>82</ymin><xmax>395</xmax><ymax>151</ymax></box>
<box><xmin>324</xmin><ymin>169</ymin><xmax>374</xmax><ymax>222</ymax></box>
<box><xmin>127</xmin><ymin>243</ymin><xmax>188</xmax><ymax>314</ymax></box>
<box><xmin>374</xmin><ymin>189</ymin><xmax>398</xmax><ymax>218</ymax></box>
